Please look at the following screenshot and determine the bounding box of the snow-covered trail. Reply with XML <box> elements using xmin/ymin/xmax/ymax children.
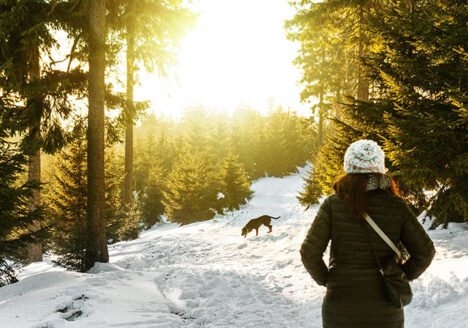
<box><xmin>109</xmin><ymin>168</ymin><xmax>324</xmax><ymax>327</ymax></box>
<box><xmin>1</xmin><ymin>166</ymin><xmax>467</xmax><ymax>328</ymax></box>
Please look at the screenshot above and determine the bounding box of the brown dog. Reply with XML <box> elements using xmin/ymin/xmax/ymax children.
<box><xmin>241</xmin><ymin>215</ymin><xmax>280</xmax><ymax>237</ymax></box>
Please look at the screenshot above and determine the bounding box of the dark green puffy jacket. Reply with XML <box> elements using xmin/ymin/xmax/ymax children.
<box><xmin>300</xmin><ymin>190</ymin><xmax>435</xmax><ymax>328</ymax></box>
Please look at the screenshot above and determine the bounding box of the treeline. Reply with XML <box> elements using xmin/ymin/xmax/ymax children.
<box><xmin>37</xmin><ymin>106</ymin><xmax>313</xmax><ymax>270</ymax></box>
<box><xmin>1</xmin><ymin>101</ymin><xmax>314</xmax><ymax>278</ymax></box>
<box><xmin>287</xmin><ymin>0</ymin><xmax>467</xmax><ymax>228</ymax></box>
<box><xmin>133</xmin><ymin>106</ymin><xmax>314</xmax><ymax>226</ymax></box>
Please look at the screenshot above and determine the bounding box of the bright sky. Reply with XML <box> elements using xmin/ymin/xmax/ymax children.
<box><xmin>134</xmin><ymin>0</ymin><xmax>311</xmax><ymax>119</ymax></box>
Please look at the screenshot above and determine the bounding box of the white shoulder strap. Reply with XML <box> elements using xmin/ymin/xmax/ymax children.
<box><xmin>363</xmin><ymin>212</ymin><xmax>402</xmax><ymax>260</ymax></box>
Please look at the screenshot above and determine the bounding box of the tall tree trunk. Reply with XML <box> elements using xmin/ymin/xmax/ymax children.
<box><xmin>316</xmin><ymin>90</ymin><xmax>324</xmax><ymax>149</ymax></box>
<box><xmin>335</xmin><ymin>87</ymin><xmax>343</xmax><ymax>121</ymax></box>
<box><xmin>356</xmin><ymin>6</ymin><xmax>369</xmax><ymax>102</ymax></box>
<box><xmin>316</xmin><ymin>49</ymin><xmax>326</xmax><ymax>150</ymax></box>
<box><xmin>86</xmin><ymin>0</ymin><xmax>108</xmax><ymax>269</ymax></box>
<box><xmin>27</xmin><ymin>46</ymin><xmax>42</xmax><ymax>263</ymax></box>
<box><xmin>124</xmin><ymin>12</ymin><xmax>135</xmax><ymax>207</ymax></box>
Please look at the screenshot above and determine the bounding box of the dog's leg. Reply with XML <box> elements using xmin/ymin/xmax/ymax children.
<box><xmin>255</xmin><ymin>228</ymin><xmax>258</xmax><ymax>236</ymax></box>
<box><xmin>266</xmin><ymin>224</ymin><xmax>272</xmax><ymax>233</ymax></box>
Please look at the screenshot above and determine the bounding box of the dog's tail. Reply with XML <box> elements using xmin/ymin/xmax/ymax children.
<box><xmin>270</xmin><ymin>216</ymin><xmax>281</xmax><ymax>220</ymax></box>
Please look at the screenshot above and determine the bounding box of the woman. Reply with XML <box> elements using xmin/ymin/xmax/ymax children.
<box><xmin>300</xmin><ymin>139</ymin><xmax>435</xmax><ymax>328</ymax></box>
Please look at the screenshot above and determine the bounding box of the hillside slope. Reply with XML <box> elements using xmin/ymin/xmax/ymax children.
<box><xmin>1</xmin><ymin>167</ymin><xmax>467</xmax><ymax>327</ymax></box>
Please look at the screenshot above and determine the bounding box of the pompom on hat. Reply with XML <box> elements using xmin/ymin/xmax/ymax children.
<box><xmin>344</xmin><ymin>139</ymin><xmax>387</xmax><ymax>174</ymax></box>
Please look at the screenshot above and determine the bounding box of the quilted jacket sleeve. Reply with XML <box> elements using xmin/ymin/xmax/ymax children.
<box><xmin>400</xmin><ymin>203</ymin><xmax>436</xmax><ymax>281</ymax></box>
<box><xmin>300</xmin><ymin>197</ymin><xmax>331</xmax><ymax>286</ymax></box>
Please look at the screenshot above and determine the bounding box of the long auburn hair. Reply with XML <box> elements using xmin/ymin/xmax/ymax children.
<box><xmin>333</xmin><ymin>173</ymin><xmax>399</xmax><ymax>219</ymax></box>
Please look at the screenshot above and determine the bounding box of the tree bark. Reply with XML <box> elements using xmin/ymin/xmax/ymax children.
<box><xmin>86</xmin><ymin>0</ymin><xmax>108</xmax><ymax>269</ymax></box>
<box><xmin>27</xmin><ymin>46</ymin><xmax>42</xmax><ymax>263</ymax></box>
<box><xmin>316</xmin><ymin>90</ymin><xmax>324</xmax><ymax>149</ymax></box>
<box><xmin>356</xmin><ymin>6</ymin><xmax>369</xmax><ymax>102</ymax></box>
<box><xmin>124</xmin><ymin>11</ymin><xmax>135</xmax><ymax>207</ymax></box>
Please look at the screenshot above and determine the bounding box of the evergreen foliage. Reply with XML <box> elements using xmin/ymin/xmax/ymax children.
<box><xmin>134</xmin><ymin>118</ymin><xmax>176</xmax><ymax>194</ymax></box>
<box><xmin>108</xmin><ymin>203</ymin><xmax>141</xmax><ymax>242</ymax></box>
<box><xmin>290</xmin><ymin>0</ymin><xmax>466</xmax><ymax>229</ymax></box>
<box><xmin>351</xmin><ymin>0</ymin><xmax>468</xmax><ymax>227</ymax></box>
<box><xmin>0</xmin><ymin>139</ymin><xmax>43</xmax><ymax>283</ymax></box>
<box><xmin>133</xmin><ymin>108</ymin><xmax>314</xmax><ymax>224</ymax></box>
<box><xmin>0</xmin><ymin>258</ymin><xmax>17</xmax><ymax>287</ymax></box>
<box><xmin>0</xmin><ymin>1</ymin><xmax>86</xmax><ymax>146</ymax></box>
<box><xmin>138</xmin><ymin>161</ymin><xmax>166</xmax><ymax>228</ymax></box>
<box><xmin>218</xmin><ymin>152</ymin><xmax>253</xmax><ymax>211</ymax></box>
<box><xmin>162</xmin><ymin>150</ymin><xmax>218</xmax><ymax>225</ymax></box>
<box><xmin>47</xmin><ymin>132</ymin><xmax>88</xmax><ymax>271</ymax></box>
<box><xmin>107</xmin><ymin>0</ymin><xmax>195</xmax><ymax>208</ymax></box>
<box><xmin>297</xmin><ymin>169</ymin><xmax>323</xmax><ymax>209</ymax></box>
<box><xmin>0</xmin><ymin>0</ymin><xmax>88</xmax><ymax>262</ymax></box>
<box><xmin>47</xmin><ymin>131</ymin><xmax>141</xmax><ymax>271</ymax></box>
<box><xmin>105</xmin><ymin>148</ymin><xmax>141</xmax><ymax>243</ymax></box>
<box><xmin>231</xmin><ymin>106</ymin><xmax>263</xmax><ymax>177</ymax></box>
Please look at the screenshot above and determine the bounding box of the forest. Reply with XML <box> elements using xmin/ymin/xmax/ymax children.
<box><xmin>0</xmin><ymin>0</ymin><xmax>467</xmax><ymax>291</ymax></box>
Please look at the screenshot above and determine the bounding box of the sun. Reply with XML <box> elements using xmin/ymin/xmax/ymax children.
<box><xmin>135</xmin><ymin>0</ymin><xmax>311</xmax><ymax>119</ymax></box>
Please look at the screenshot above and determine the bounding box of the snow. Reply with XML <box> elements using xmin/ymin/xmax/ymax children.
<box><xmin>1</xmin><ymin>166</ymin><xmax>467</xmax><ymax>327</ymax></box>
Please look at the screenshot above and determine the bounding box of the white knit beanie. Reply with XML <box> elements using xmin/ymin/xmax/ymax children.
<box><xmin>344</xmin><ymin>139</ymin><xmax>387</xmax><ymax>174</ymax></box>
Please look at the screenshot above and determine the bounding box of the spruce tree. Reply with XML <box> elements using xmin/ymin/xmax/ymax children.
<box><xmin>232</xmin><ymin>106</ymin><xmax>262</xmax><ymax>177</ymax></box>
<box><xmin>297</xmin><ymin>169</ymin><xmax>323</xmax><ymax>209</ymax></box>
<box><xmin>287</xmin><ymin>0</ymin><xmax>390</xmax><ymax>209</ymax></box>
<box><xmin>264</xmin><ymin>107</ymin><xmax>286</xmax><ymax>176</ymax></box>
<box><xmin>104</xmin><ymin>147</ymin><xmax>141</xmax><ymax>243</ymax></box>
<box><xmin>47</xmin><ymin>131</ymin><xmax>88</xmax><ymax>271</ymax></box>
<box><xmin>48</xmin><ymin>129</ymin><xmax>140</xmax><ymax>271</ymax></box>
<box><xmin>139</xmin><ymin>161</ymin><xmax>166</xmax><ymax>228</ymax></box>
<box><xmin>134</xmin><ymin>131</ymin><xmax>158</xmax><ymax>194</ymax></box>
<box><xmin>0</xmin><ymin>138</ymin><xmax>43</xmax><ymax>284</ymax></box>
<box><xmin>350</xmin><ymin>0</ymin><xmax>468</xmax><ymax>227</ymax></box>
<box><xmin>251</xmin><ymin>116</ymin><xmax>269</xmax><ymax>179</ymax></box>
<box><xmin>0</xmin><ymin>0</ymin><xmax>87</xmax><ymax>263</ymax></box>
<box><xmin>162</xmin><ymin>150</ymin><xmax>218</xmax><ymax>225</ymax></box>
<box><xmin>218</xmin><ymin>152</ymin><xmax>253</xmax><ymax>211</ymax></box>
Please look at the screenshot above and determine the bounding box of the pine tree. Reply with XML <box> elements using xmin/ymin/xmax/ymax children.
<box><xmin>48</xmin><ymin>127</ymin><xmax>141</xmax><ymax>271</ymax></box>
<box><xmin>104</xmin><ymin>147</ymin><xmax>141</xmax><ymax>243</ymax></box>
<box><xmin>0</xmin><ymin>138</ymin><xmax>43</xmax><ymax>284</ymax></box>
<box><xmin>232</xmin><ymin>106</ymin><xmax>262</xmax><ymax>177</ymax></box>
<box><xmin>297</xmin><ymin>168</ymin><xmax>323</xmax><ymax>209</ymax></box>
<box><xmin>181</xmin><ymin>106</ymin><xmax>211</xmax><ymax>153</ymax></box>
<box><xmin>0</xmin><ymin>0</ymin><xmax>87</xmax><ymax>263</ymax></box>
<box><xmin>280</xmin><ymin>111</ymin><xmax>310</xmax><ymax>174</ymax></box>
<box><xmin>349</xmin><ymin>0</ymin><xmax>468</xmax><ymax>227</ymax></box>
<box><xmin>250</xmin><ymin>116</ymin><xmax>269</xmax><ymax>179</ymax></box>
<box><xmin>139</xmin><ymin>161</ymin><xmax>166</xmax><ymax>228</ymax></box>
<box><xmin>298</xmin><ymin>109</ymin><xmax>379</xmax><ymax>209</ymax></box>
<box><xmin>286</xmin><ymin>0</ymin><xmax>369</xmax><ymax>137</ymax></box>
<box><xmin>47</xmin><ymin>131</ymin><xmax>88</xmax><ymax>271</ymax></box>
<box><xmin>286</xmin><ymin>0</ymin><xmax>392</xmax><ymax>210</ymax></box>
<box><xmin>218</xmin><ymin>152</ymin><xmax>253</xmax><ymax>211</ymax></box>
<box><xmin>261</xmin><ymin>108</ymin><xmax>310</xmax><ymax>177</ymax></box>
<box><xmin>209</xmin><ymin>114</ymin><xmax>231</xmax><ymax>161</ymax></box>
<box><xmin>263</xmin><ymin>107</ymin><xmax>286</xmax><ymax>176</ymax></box>
<box><xmin>162</xmin><ymin>151</ymin><xmax>218</xmax><ymax>225</ymax></box>
<box><xmin>134</xmin><ymin>131</ymin><xmax>157</xmax><ymax>193</ymax></box>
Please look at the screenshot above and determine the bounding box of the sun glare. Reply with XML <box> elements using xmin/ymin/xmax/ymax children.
<box><xmin>135</xmin><ymin>0</ymin><xmax>311</xmax><ymax>119</ymax></box>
